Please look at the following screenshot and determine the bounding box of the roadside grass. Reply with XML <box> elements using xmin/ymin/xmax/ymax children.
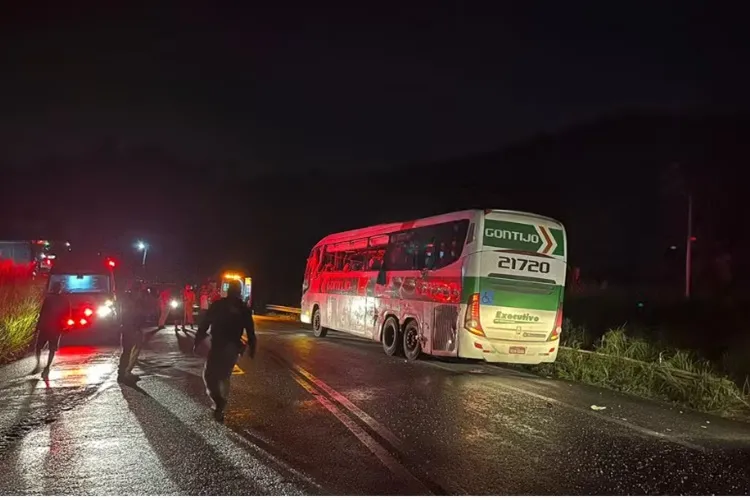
<box><xmin>528</xmin><ymin>319</ymin><xmax>750</xmax><ymax>418</ymax></box>
<box><xmin>0</xmin><ymin>261</ymin><xmax>43</xmax><ymax>362</ymax></box>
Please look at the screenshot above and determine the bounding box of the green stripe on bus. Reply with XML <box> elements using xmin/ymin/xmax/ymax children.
<box><xmin>461</xmin><ymin>276</ymin><xmax>562</xmax><ymax>311</ymax></box>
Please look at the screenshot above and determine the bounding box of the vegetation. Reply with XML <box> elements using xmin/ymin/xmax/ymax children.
<box><xmin>530</xmin><ymin>319</ymin><xmax>750</xmax><ymax>417</ymax></box>
<box><xmin>0</xmin><ymin>260</ymin><xmax>43</xmax><ymax>362</ymax></box>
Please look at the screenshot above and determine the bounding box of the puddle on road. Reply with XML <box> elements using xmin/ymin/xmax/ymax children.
<box><xmin>0</xmin><ymin>355</ymin><xmax>117</xmax><ymax>454</ymax></box>
<box><xmin>43</xmin><ymin>363</ymin><xmax>113</xmax><ymax>388</ymax></box>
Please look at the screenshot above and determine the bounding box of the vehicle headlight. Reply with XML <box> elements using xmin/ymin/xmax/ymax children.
<box><xmin>170</xmin><ymin>299</ymin><xmax>179</xmax><ymax>309</ymax></box>
<box><xmin>97</xmin><ymin>305</ymin><xmax>112</xmax><ymax>318</ymax></box>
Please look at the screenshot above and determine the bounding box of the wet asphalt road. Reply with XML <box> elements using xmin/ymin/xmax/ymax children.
<box><xmin>1</xmin><ymin>316</ymin><xmax>750</xmax><ymax>495</ymax></box>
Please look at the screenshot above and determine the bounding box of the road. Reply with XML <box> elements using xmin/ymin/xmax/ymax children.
<box><xmin>1</xmin><ymin>316</ymin><xmax>749</xmax><ymax>495</ymax></box>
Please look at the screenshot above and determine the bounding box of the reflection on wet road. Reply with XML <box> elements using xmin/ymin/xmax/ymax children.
<box><xmin>0</xmin><ymin>316</ymin><xmax>749</xmax><ymax>494</ymax></box>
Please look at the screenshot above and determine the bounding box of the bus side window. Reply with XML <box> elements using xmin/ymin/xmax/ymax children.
<box><xmin>322</xmin><ymin>249</ymin><xmax>336</xmax><ymax>272</ymax></box>
<box><xmin>333</xmin><ymin>252</ymin><xmax>344</xmax><ymax>272</ymax></box>
<box><xmin>387</xmin><ymin>232</ymin><xmax>416</xmax><ymax>271</ymax></box>
<box><xmin>365</xmin><ymin>248</ymin><xmax>384</xmax><ymax>271</ymax></box>
<box><xmin>414</xmin><ymin>220</ymin><xmax>470</xmax><ymax>271</ymax></box>
<box><xmin>349</xmin><ymin>249</ymin><xmax>367</xmax><ymax>272</ymax></box>
<box><xmin>315</xmin><ymin>248</ymin><xmax>325</xmax><ymax>274</ymax></box>
<box><xmin>305</xmin><ymin>247</ymin><xmax>320</xmax><ymax>280</ymax></box>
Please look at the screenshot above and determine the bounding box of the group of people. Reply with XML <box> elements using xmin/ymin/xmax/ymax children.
<box><xmin>155</xmin><ymin>283</ymin><xmax>221</xmax><ymax>333</ymax></box>
<box><xmin>32</xmin><ymin>280</ymin><xmax>256</xmax><ymax>422</ymax></box>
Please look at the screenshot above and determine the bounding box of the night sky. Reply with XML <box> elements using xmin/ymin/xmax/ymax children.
<box><xmin>2</xmin><ymin>2</ymin><xmax>749</xmax><ymax>303</ymax></box>
<box><xmin>2</xmin><ymin>2</ymin><xmax>747</xmax><ymax>174</ymax></box>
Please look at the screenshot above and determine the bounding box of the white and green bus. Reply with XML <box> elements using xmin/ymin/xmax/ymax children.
<box><xmin>300</xmin><ymin>209</ymin><xmax>567</xmax><ymax>364</ymax></box>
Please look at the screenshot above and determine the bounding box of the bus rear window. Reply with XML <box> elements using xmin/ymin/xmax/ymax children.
<box><xmin>48</xmin><ymin>274</ymin><xmax>111</xmax><ymax>294</ymax></box>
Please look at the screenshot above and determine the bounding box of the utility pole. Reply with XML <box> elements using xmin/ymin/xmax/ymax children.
<box><xmin>667</xmin><ymin>162</ymin><xmax>694</xmax><ymax>300</ymax></box>
<box><xmin>137</xmin><ymin>241</ymin><xmax>148</xmax><ymax>274</ymax></box>
<box><xmin>685</xmin><ymin>193</ymin><xmax>693</xmax><ymax>299</ymax></box>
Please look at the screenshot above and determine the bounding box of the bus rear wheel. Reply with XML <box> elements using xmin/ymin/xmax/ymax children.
<box><xmin>312</xmin><ymin>307</ymin><xmax>328</xmax><ymax>338</ymax></box>
<box><xmin>381</xmin><ymin>317</ymin><xmax>401</xmax><ymax>356</ymax></box>
<box><xmin>403</xmin><ymin>320</ymin><xmax>422</xmax><ymax>361</ymax></box>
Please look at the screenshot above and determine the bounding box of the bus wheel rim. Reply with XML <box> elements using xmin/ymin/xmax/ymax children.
<box><xmin>406</xmin><ymin>327</ymin><xmax>418</xmax><ymax>351</ymax></box>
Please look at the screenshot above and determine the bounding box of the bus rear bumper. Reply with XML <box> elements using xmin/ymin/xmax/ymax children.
<box><xmin>460</xmin><ymin>333</ymin><xmax>559</xmax><ymax>365</ymax></box>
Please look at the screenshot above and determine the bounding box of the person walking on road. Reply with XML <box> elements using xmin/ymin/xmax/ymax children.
<box><xmin>199</xmin><ymin>285</ymin><xmax>210</xmax><ymax>320</ymax></box>
<box><xmin>157</xmin><ymin>287</ymin><xmax>171</xmax><ymax>330</ymax></box>
<box><xmin>182</xmin><ymin>284</ymin><xmax>196</xmax><ymax>331</ymax></box>
<box><xmin>209</xmin><ymin>282</ymin><xmax>222</xmax><ymax>304</ymax></box>
<box><xmin>118</xmin><ymin>284</ymin><xmax>147</xmax><ymax>384</ymax></box>
<box><xmin>32</xmin><ymin>281</ymin><xmax>72</xmax><ymax>379</ymax></box>
<box><xmin>193</xmin><ymin>282</ymin><xmax>256</xmax><ymax>422</ymax></box>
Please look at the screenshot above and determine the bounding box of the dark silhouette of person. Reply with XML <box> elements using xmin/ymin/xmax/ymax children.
<box><xmin>194</xmin><ymin>282</ymin><xmax>256</xmax><ymax>422</ymax></box>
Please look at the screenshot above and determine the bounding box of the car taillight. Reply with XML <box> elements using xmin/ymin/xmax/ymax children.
<box><xmin>464</xmin><ymin>292</ymin><xmax>485</xmax><ymax>337</ymax></box>
<box><xmin>79</xmin><ymin>318</ymin><xmax>88</xmax><ymax>326</ymax></box>
<box><xmin>66</xmin><ymin>319</ymin><xmax>75</xmax><ymax>327</ymax></box>
<box><xmin>84</xmin><ymin>308</ymin><xmax>94</xmax><ymax>317</ymax></box>
<box><xmin>548</xmin><ymin>304</ymin><xmax>563</xmax><ymax>341</ymax></box>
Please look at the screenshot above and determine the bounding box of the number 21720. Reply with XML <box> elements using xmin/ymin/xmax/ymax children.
<box><xmin>498</xmin><ymin>256</ymin><xmax>550</xmax><ymax>274</ymax></box>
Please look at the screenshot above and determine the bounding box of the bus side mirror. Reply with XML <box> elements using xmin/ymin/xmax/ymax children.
<box><xmin>376</xmin><ymin>267</ymin><xmax>387</xmax><ymax>286</ymax></box>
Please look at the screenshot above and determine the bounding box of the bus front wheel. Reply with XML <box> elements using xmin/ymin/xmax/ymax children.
<box><xmin>381</xmin><ymin>317</ymin><xmax>401</xmax><ymax>356</ymax></box>
<box><xmin>403</xmin><ymin>320</ymin><xmax>422</xmax><ymax>361</ymax></box>
<box><xmin>312</xmin><ymin>308</ymin><xmax>328</xmax><ymax>338</ymax></box>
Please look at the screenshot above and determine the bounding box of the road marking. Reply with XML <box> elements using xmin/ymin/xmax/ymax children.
<box><xmin>288</xmin><ymin>372</ymin><xmax>431</xmax><ymax>494</ymax></box>
<box><xmin>232</xmin><ymin>364</ymin><xmax>245</xmax><ymax>375</ymax></box>
<box><xmin>239</xmin><ymin>429</ymin><xmax>324</xmax><ymax>493</ymax></box>
<box><xmin>268</xmin><ymin>354</ymin><xmax>461</xmax><ymax>495</ymax></box>
<box><xmin>291</xmin><ymin>363</ymin><xmax>403</xmax><ymax>450</ymax></box>
<box><xmin>423</xmin><ymin>361</ymin><xmax>707</xmax><ymax>453</ymax></box>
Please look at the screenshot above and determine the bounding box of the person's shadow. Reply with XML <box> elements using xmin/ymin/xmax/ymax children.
<box><xmin>118</xmin><ymin>382</ymin><xmax>278</xmax><ymax>495</ymax></box>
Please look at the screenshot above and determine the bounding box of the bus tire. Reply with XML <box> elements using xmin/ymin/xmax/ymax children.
<box><xmin>312</xmin><ymin>307</ymin><xmax>328</xmax><ymax>338</ymax></box>
<box><xmin>403</xmin><ymin>319</ymin><xmax>422</xmax><ymax>361</ymax></box>
<box><xmin>381</xmin><ymin>317</ymin><xmax>401</xmax><ymax>356</ymax></box>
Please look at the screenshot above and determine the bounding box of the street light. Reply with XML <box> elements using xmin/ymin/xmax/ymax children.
<box><xmin>136</xmin><ymin>241</ymin><xmax>148</xmax><ymax>267</ymax></box>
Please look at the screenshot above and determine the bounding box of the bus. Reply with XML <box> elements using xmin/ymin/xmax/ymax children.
<box><xmin>300</xmin><ymin>209</ymin><xmax>568</xmax><ymax>364</ymax></box>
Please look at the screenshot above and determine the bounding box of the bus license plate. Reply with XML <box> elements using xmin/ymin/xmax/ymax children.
<box><xmin>509</xmin><ymin>346</ymin><xmax>526</xmax><ymax>355</ymax></box>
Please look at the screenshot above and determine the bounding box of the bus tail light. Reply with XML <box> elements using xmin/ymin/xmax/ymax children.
<box><xmin>548</xmin><ymin>304</ymin><xmax>563</xmax><ymax>341</ymax></box>
<box><xmin>464</xmin><ymin>293</ymin><xmax>485</xmax><ymax>337</ymax></box>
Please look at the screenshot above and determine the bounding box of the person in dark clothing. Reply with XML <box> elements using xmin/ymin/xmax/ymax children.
<box><xmin>33</xmin><ymin>282</ymin><xmax>72</xmax><ymax>379</ymax></box>
<box><xmin>118</xmin><ymin>284</ymin><xmax>148</xmax><ymax>384</ymax></box>
<box><xmin>193</xmin><ymin>282</ymin><xmax>256</xmax><ymax>422</ymax></box>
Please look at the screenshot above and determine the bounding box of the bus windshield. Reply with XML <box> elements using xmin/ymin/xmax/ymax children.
<box><xmin>48</xmin><ymin>274</ymin><xmax>111</xmax><ymax>294</ymax></box>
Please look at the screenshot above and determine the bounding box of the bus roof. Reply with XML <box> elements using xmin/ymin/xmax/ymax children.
<box><xmin>313</xmin><ymin>209</ymin><xmax>563</xmax><ymax>248</ymax></box>
<box><xmin>484</xmin><ymin>209</ymin><xmax>564</xmax><ymax>228</ymax></box>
